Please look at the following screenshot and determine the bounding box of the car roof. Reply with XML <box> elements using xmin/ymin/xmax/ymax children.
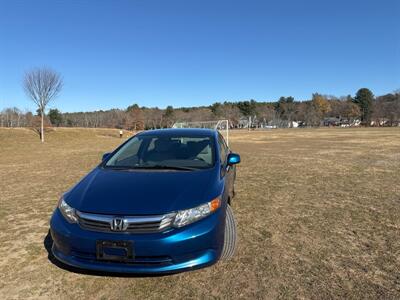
<box><xmin>136</xmin><ymin>128</ymin><xmax>217</xmax><ymax>137</ymax></box>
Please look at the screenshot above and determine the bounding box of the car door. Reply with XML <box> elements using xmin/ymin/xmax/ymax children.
<box><xmin>218</xmin><ymin>133</ymin><xmax>234</xmax><ymax>202</ymax></box>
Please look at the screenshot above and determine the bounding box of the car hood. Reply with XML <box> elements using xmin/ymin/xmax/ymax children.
<box><xmin>65</xmin><ymin>167</ymin><xmax>218</xmax><ymax>215</ymax></box>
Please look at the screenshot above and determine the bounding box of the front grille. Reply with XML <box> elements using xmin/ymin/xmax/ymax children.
<box><xmin>71</xmin><ymin>249</ymin><xmax>173</xmax><ymax>266</ymax></box>
<box><xmin>76</xmin><ymin>211</ymin><xmax>175</xmax><ymax>233</ymax></box>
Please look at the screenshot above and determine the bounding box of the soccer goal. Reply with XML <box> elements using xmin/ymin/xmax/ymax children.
<box><xmin>172</xmin><ymin>120</ymin><xmax>230</xmax><ymax>145</ymax></box>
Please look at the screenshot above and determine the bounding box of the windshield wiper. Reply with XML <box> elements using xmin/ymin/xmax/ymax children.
<box><xmin>132</xmin><ymin>165</ymin><xmax>196</xmax><ymax>171</ymax></box>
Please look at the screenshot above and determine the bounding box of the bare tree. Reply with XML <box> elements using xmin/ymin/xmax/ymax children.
<box><xmin>23</xmin><ymin>67</ymin><xmax>63</xmax><ymax>142</ymax></box>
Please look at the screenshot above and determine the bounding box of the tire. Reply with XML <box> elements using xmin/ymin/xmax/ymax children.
<box><xmin>220</xmin><ymin>204</ymin><xmax>237</xmax><ymax>260</ymax></box>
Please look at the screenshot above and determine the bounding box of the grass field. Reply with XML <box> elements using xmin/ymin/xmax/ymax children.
<box><xmin>0</xmin><ymin>127</ymin><xmax>399</xmax><ymax>299</ymax></box>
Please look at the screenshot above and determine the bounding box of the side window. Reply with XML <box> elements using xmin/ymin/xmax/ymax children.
<box><xmin>220</xmin><ymin>134</ymin><xmax>229</xmax><ymax>153</ymax></box>
<box><xmin>218</xmin><ymin>134</ymin><xmax>228</xmax><ymax>165</ymax></box>
<box><xmin>146</xmin><ymin>138</ymin><xmax>156</xmax><ymax>152</ymax></box>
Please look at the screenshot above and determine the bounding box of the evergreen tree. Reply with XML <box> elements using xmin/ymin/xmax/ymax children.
<box><xmin>353</xmin><ymin>88</ymin><xmax>374</xmax><ymax>124</ymax></box>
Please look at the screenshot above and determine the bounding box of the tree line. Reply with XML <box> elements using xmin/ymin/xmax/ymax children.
<box><xmin>2</xmin><ymin>67</ymin><xmax>397</xmax><ymax>142</ymax></box>
<box><xmin>2</xmin><ymin>88</ymin><xmax>399</xmax><ymax>130</ymax></box>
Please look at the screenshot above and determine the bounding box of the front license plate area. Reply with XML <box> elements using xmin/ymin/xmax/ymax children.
<box><xmin>96</xmin><ymin>240</ymin><xmax>134</xmax><ymax>262</ymax></box>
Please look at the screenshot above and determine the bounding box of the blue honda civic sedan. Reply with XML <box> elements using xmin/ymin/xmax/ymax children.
<box><xmin>50</xmin><ymin>128</ymin><xmax>240</xmax><ymax>274</ymax></box>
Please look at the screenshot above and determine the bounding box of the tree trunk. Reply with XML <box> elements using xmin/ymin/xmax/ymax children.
<box><xmin>41</xmin><ymin>110</ymin><xmax>44</xmax><ymax>143</ymax></box>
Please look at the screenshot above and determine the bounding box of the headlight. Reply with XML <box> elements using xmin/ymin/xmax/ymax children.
<box><xmin>173</xmin><ymin>198</ymin><xmax>221</xmax><ymax>228</ymax></box>
<box><xmin>58</xmin><ymin>197</ymin><xmax>78</xmax><ymax>223</ymax></box>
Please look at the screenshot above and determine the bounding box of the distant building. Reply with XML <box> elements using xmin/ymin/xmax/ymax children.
<box><xmin>323</xmin><ymin>117</ymin><xmax>361</xmax><ymax>127</ymax></box>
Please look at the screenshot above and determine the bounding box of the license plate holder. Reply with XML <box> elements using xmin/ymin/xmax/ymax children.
<box><xmin>96</xmin><ymin>240</ymin><xmax>134</xmax><ymax>262</ymax></box>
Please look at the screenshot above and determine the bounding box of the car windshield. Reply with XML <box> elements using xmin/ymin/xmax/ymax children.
<box><xmin>104</xmin><ymin>134</ymin><xmax>215</xmax><ymax>170</ymax></box>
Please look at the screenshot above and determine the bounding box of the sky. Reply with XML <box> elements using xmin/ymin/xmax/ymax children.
<box><xmin>0</xmin><ymin>0</ymin><xmax>399</xmax><ymax>113</ymax></box>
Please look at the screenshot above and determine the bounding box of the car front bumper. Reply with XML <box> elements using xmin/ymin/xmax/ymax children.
<box><xmin>50</xmin><ymin>208</ymin><xmax>225</xmax><ymax>274</ymax></box>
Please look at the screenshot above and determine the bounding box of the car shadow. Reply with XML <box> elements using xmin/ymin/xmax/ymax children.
<box><xmin>43</xmin><ymin>230</ymin><xmax>173</xmax><ymax>278</ymax></box>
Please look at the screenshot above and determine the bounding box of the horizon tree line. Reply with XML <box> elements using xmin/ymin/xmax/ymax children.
<box><xmin>1</xmin><ymin>67</ymin><xmax>399</xmax><ymax>135</ymax></box>
<box><xmin>2</xmin><ymin>88</ymin><xmax>399</xmax><ymax>130</ymax></box>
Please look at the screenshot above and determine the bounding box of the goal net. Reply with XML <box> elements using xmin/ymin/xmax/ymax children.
<box><xmin>172</xmin><ymin>120</ymin><xmax>229</xmax><ymax>145</ymax></box>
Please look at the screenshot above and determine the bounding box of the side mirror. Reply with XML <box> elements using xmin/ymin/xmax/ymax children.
<box><xmin>102</xmin><ymin>152</ymin><xmax>112</xmax><ymax>162</ymax></box>
<box><xmin>227</xmin><ymin>153</ymin><xmax>241</xmax><ymax>165</ymax></box>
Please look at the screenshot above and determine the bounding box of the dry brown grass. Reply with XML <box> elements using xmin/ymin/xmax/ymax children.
<box><xmin>0</xmin><ymin>127</ymin><xmax>399</xmax><ymax>299</ymax></box>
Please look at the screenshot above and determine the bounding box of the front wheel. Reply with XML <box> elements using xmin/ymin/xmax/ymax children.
<box><xmin>220</xmin><ymin>204</ymin><xmax>237</xmax><ymax>260</ymax></box>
